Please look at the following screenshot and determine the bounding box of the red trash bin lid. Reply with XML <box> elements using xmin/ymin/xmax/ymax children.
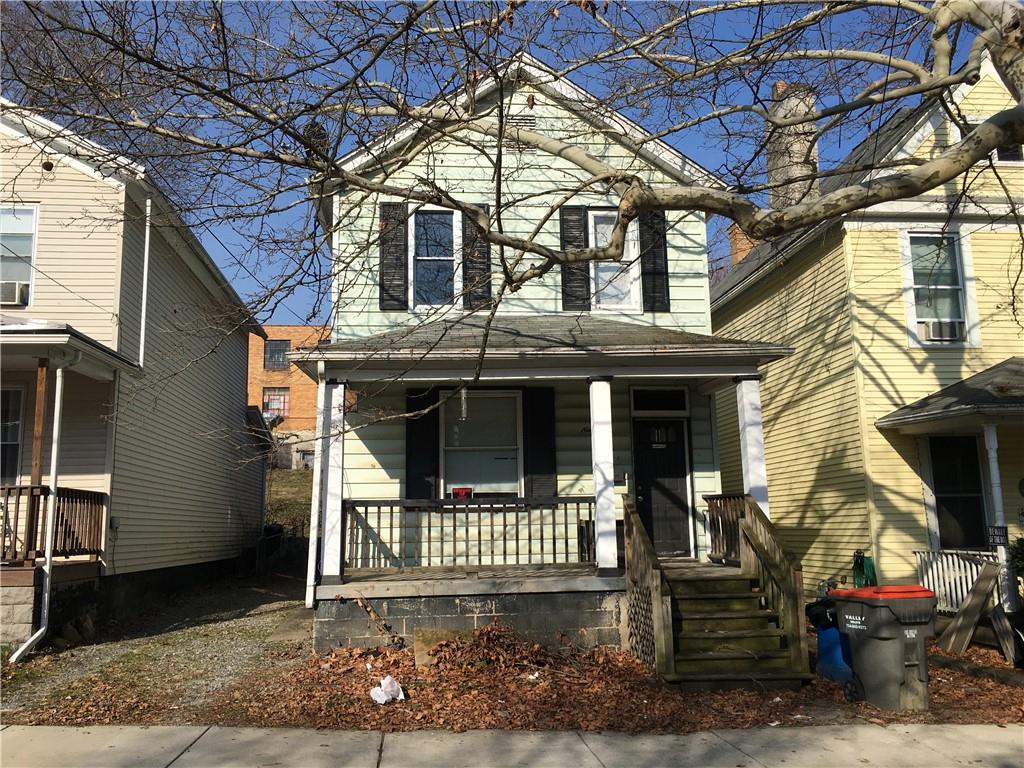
<box><xmin>831</xmin><ymin>585</ymin><xmax>935</xmax><ymax>600</ymax></box>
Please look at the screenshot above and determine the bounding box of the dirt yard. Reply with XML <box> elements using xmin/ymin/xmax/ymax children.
<box><xmin>3</xmin><ymin>569</ymin><xmax>1023</xmax><ymax>731</ymax></box>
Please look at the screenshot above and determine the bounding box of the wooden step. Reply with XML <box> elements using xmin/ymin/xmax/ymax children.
<box><xmin>674</xmin><ymin>649</ymin><xmax>791</xmax><ymax>674</ymax></box>
<box><xmin>674</xmin><ymin>592</ymin><xmax>764</xmax><ymax>612</ymax></box>
<box><xmin>665</xmin><ymin>670</ymin><xmax>814</xmax><ymax>691</ymax></box>
<box><xmin>676</xmin><ymin>610</ymin><xmax>779</xmax><ymax>632</ymax></box>
<box><xmin>675</xmin><ymin>628</ymin><xmax>786</xmax><ymax>653</ymax></box>
<box><xmin>669</xmin><ymin>576</ymin><xmax>758</xmax><ymax>595</ymax></box>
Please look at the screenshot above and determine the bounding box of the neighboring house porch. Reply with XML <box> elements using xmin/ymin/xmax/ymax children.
<box><xmin>875</xmin><ymin>356</ymin><xmax>1024</xmax><ymax>614</ymax></box>
<box><xmin>297</xmin><ymin>316</ymin><xmax>809</xmax><ymax>685</ymax></box>
<box><xmin>1</xmin><ymin>321</ymin><xmax>133</xmax><ymax>571</ymax></box>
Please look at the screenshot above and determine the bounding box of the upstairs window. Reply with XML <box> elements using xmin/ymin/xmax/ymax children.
<box><xmin>910</xmin><ymin>234</ymin><xmax>966</xmax><ymax>343</ymax></box>
<box><xmin>588</xmin><ymin>210</ymin><xmax>640</xmax><ymax>310</ymax></box>
<box><xmin>262</xmin><ymin>387</ymin><xmax>290</xmax><ymax>419</ymax></box>
<box><xmin>0</xmin><ymin>206</ymin><xmax>37</xmax><ymax>307</ymax></box>
<box><xmin>264</xmin><ymin>340</ymin><xmax>290</xmax><ymax>370</ymax></box>
<box><xmin>410</xmin><ymin>209</ymin><xmax>461</xmax><ymax>308</ymax></box>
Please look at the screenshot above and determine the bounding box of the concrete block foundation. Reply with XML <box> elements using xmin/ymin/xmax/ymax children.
<box><xmin>314</xmin><ymin>590</ymin><xmax>626</xmax><ymax>653</ymax></box>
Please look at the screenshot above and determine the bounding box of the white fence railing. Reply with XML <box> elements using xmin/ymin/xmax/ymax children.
<box><xmin>914</xmin><ymin>549</ymin><xmax>1000</xmax><ymax>614</ymax></box>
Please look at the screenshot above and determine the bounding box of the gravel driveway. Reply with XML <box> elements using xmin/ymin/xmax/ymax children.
<box><xmin>1</xmin><ymin>566</ymin><xmax>310</xmax><ymax>724</ymax></box>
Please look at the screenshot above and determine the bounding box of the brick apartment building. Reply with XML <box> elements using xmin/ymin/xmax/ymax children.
<box><xmin>248</xmin><ymin>325</ymin><xmax>330</xmax><ymax>468</ymax></box>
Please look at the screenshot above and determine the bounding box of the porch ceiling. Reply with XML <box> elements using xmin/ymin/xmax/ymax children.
<box><xmin>876</xmin><ymin>356</ymin><xmax>1024</xmax><ymax>433</ymax></box>
<box><xmin>292</xmin><ymin>315</ymin><xmax>791</xmax><ymax>382</ymax></box>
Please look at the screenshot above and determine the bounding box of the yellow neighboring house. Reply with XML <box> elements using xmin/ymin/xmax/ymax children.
<box><xmin>711</xmin><ymin>59</ymin><xmax>1023</xmax><ymax>611</ymax></box>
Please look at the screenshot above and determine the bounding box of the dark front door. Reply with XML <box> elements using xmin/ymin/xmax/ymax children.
<box><xmin>632</xmin><ymin>418</ymin><xmax>691</xmax><ymax>556</ymax></box>
<box><xmin>929</xmin><ymin>435</ymin><xmax>988</xmax><ymax>549</ymax></box>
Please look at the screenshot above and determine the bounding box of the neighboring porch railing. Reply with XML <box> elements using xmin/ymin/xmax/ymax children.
<box><xmin>705</xmin><ymin>493</ymin><xmax>745</xmax><ymax>566</ymax></box>
<box><xmin>623</xmin><ymin>498</ymin><xmax>675</xmax><ymax>676</ymax></box>
<box><xmin>914</xmin><ymin>549</ymin><xmax>1001</xmax><ymax>614</ymax></box>
<box><xmin>1</xmin><ymin>485</ymin><xmax>106</xmax><ymax>562</ymax></box>
<box><xmin>704</xmin><ymin>493</ymin><xmax>809</xmax><ymax>675</ymax></box>
<box><xmin>341</xmin><ymin>497</ymin><xmax>596</xmax><ymax>572</ymax></box>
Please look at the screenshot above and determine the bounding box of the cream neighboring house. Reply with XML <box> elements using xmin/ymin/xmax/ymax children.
<box><xmin>296</xmin><ymin>57</ymin><xmax>812</xmax><ymax>688</ymax></box>
<box><xmin>712</xmin><ymin>60</ymin><xmax>1023</xmax><ymax>612</ymax></box>
<box><xmin>0</xmin><ymin>102</ymin><xmax>268</xmax><ymax>646</ymax></box>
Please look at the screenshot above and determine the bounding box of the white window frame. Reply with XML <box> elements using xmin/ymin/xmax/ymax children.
<box><xmin>899</xmin><ymin>227</ymin><xmax>981</xmax><ymax>348</ymax></box>
<box><xmin>407</xmin><ymin>204</ymin><xmax>462</xmax><ymax>312</ymax></box>
<box><xmin>955</xmin><ymin>115</ymin><xmax>1024</xmax><ymax>166</ymax></box>
<box><xmin>587</xmin><ymin>209</ymin><xmax>641</xmax><ymax>312</ymax></box>
<box><xmin>0</xmin><ymin>386</ymin><xmax>25</xmax><ymax>486</ymax></box>
<box><xmin>0</xmin><ymin>204</ymin><xmax>39</xmax><ymax>308</ymax></box>
<box><xmin>439</xmin><ymin>390</ymin><xmax>524</xmax><ymax>498</ymax></box>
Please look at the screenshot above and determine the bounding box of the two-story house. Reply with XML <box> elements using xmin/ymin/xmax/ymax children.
<box><xmin>248</xmin><ymin>324</ymin><xmax>331</xmax><ymax>469</ymax></box>
<box><xmin>0</xmin><ymin>101</ymin><xmax>269</xmax><ymax>654</ymax></box>
<box><xmin>711</xmin><ymin>58</ymin><xmax>1023</xmax><ymax>616</ymax></box>
<box><xmin>295</xmin><ymin>57</ymin><xmax>811</xmax><ymax>688</ymax></box>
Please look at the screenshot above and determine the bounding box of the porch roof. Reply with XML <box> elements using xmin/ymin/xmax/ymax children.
<box><xmin>0</xmin><ymin>317</ymin><xmax>138</xmax><ymax>381</ymax></box>
<box><xmin>293</xmin><ymin>315</ymin><xmax>790</xmax><ymax>371</ymax></box>
<box><xmin>876</xmin><ymin>356</ymin><xmax>1024</xmax><ymax>431</ymax></box>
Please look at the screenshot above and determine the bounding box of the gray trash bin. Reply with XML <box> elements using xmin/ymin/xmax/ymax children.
<box><xmin>832</xmin><ymin>585</ymin><xmax>937</xmax><ymax>711</ymax></box>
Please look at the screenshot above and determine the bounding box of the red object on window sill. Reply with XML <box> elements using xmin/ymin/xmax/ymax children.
<box><xmin>451</xmin><ymin>487</ymin><xmax>473</xmax><ymax>499</ymax></box>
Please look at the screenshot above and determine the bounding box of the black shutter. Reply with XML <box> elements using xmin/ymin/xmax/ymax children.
<box><xmin>522</xmin><ymin>387</ymin><xmax>557</xmax><ymax>498</ymax></box>
<box><xmin>639</xmin><ymin>209</ymin><xmax>670</xmax><ymax>312</ymax></box>
<box><xmin>559</xmin><ymin>206</ymin><xmax>590</xmax><ymax>311</ymax></box>
<box><xmin>462</xmin><ymin>204</ymin><xmax>492</xmax><ymax>309</ymax></box>
<box><xmin>379</xmin><ymin>202</ymin><xmax>408</xmax><ymax>310</ymax></box>
<box><xmin>405</xmin><ymin>388</ymin><xmax>439</xmax><ymax>499</ymax></box>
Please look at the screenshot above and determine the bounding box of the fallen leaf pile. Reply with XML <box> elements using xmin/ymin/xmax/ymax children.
<box><xmin>7</xmin><ymin>622</ymin><xmax>1023</xmax><ymax>730</ymax></box>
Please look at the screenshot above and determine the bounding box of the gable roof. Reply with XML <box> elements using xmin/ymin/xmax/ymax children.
<box><xmin>1</xmin><ymin>100</ymin><xmax>262</xmax><ymax>335</ymax></box>
<box><xmin>876</xmin><ymin>356</ymin><xmax>1024</xmax><ymax>429</ymax></box>
<box><xmin>710</xmin><ymin>101</ymin><xmax>934</xmax><ymax>310</ymax></box>
<box><xmin>333</xmin><ymin>53</ymin><xmax>722</xmax><ymax>191</ymax></box>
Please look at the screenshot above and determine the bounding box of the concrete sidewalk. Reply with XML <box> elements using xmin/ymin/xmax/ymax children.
<box><xmin>1</xmin><ymin>723</ymin><xmax>1021</xmax><ymax>768</ymax></box>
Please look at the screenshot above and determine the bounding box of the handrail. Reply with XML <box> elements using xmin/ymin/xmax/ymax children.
<box><xmin>704</xmin><ymin>493</ymin><xmax>744</xmax><ymax>565</ymax></box>
<box><xmin>623</xmin><ymin>497</ymin><xmax>675</xmax><ymax>676</ymax></box>
<box><xmin>342</xmin><ymin>496</ymin><xmax>596</xmax><ymax>569</ymax></box>
<box><xmin>737</xmin><ymin>496</ymin><xmax>809</xmax><ymax>674</ymax></box>
<box><xmin>2</xmin><ymin>485</ymin><xmax>105</xmax><ymax>562</ymax></box>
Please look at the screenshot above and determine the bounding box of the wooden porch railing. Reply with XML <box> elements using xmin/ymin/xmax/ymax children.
<box><xmin>341</xmin><ymin>497</ymin><xmax>596</xmax><ymax>573</ymax></box>
<box><xmin>705</xmin><ymin>493</ymin><xmax>745</xmax><ymax>566</ymax></box>
<box><xmin>704</xmin><ymin>493</ymin><xmax>809</xmax><ymax>675</ymax></box>
<box><xmin>1</xmin><ymin>485</ymin><xmax>106</xmax><ymax>562</ymax></box>
<box><xmin>914</xmin><ymin>549</ymin><xmax>1001</xmax><ymax>614</ymax></box>
<box><xmin>623</xmin><ymin>498</ymin><xmax>675</xmax><ymax>676</ymax></box>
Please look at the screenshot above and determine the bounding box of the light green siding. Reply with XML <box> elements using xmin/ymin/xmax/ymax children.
<box><xmin>332</xmin><ymin>85</ymin><xmax>711</xmax><ymax>340</ymax></box>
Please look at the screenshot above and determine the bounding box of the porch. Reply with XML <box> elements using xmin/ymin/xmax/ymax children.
<box><xmin>876</xmin><ymin>356</ymin><xmax>1023</xmax><ymax>613</ymax></box>
<box><xmin>1</xmin><ymin>484</ymin><xmax>105</xmax><ymax>563</ymax></box>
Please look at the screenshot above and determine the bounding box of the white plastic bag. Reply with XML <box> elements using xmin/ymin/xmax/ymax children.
<box><xmin>370</xmin><ymin>675</ymin><xmax>405</xmax><ymax>704</ymax></box>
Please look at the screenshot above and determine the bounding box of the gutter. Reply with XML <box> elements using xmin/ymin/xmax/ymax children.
<box><xmin>9</xmin><ymin>350</ymin><xmax>81</xmax><ymax>663</ymax></box>
<box><xmin>138</xmin><ymin>196</ymin><xmax>152</xmax><ymax>367</ymax></box>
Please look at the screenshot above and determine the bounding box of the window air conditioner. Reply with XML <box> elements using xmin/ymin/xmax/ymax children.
<box><xmin>0</xmin><ymin>281</ymin><xmax>29</xmax><ymax>307</ymax></box>
<box><xmin>920</xmin><ymin>319</ymin><xmax>965</xmax><ymax>342</ymax></box>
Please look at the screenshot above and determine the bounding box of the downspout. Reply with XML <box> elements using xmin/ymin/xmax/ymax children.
<box><xmin>10</xmin><ymin>351</ymin><xmax>80</xmax><ymax>663</ymax></box>
<box><xmin>137</xmin><ymin>196</ymin><xmax>152</xmax><ymax>367</ymax></box>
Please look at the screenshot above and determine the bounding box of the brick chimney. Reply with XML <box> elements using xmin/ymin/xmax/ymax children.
<box><xmin>766</xmin><ymin>80</ymin><xmax>819</xmax><ymax>209</ymax></box>
<box><xmin>728</xmin><ymin>222</ymin><xmax>759</xmax><ymax>265</ymax></box>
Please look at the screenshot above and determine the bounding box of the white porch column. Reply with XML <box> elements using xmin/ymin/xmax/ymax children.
<box><xmin>588</xmin><ymin>376</ymin><xmax>617</xmax><ymax>573</ymax></box>
<box><xmin>305</xmin><ymin>365</ymin><xmax>328</xmax><ymax>607</ymax></box>
<box><xmin>983</xmin><ymin>424</ymin><xmax>1019</xmax><ymax>611</ymax></box>
<box><xmin>319</xmin><ymin>380</ymin><xmax>346</xmax><ymax>582</ymax></box>
<box><xmin>736</xmin><ymin>375</ymin><xmax>770</xmax><ymax>516</ymax></box>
